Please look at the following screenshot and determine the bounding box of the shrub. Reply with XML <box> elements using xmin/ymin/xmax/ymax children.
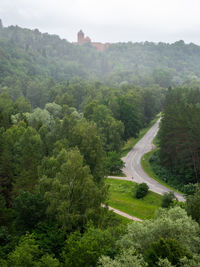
<box><xmin>135</xmin><ymin>183</ymin><xmax>149</xmax><ymax>199</ymax></box>
<box><xmin>161</xmin><ymin>191</ymin><xmax>176</xmax><ymax>208</ymax></box>
<box><xmin>144</xmin><ymin>238</ymin><xmax>192</xmax><ymax>266</ymax></box>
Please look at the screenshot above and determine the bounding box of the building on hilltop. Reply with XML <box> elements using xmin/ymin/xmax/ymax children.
<box><xmin>77</xmin><ymin>30</ymin><xmax>91</xmax><ymax>44</ymax></box>
<box><xmin>76</xmin><ymin>30</ymin><xmax>110</xmax><ymax>52</ymax></box>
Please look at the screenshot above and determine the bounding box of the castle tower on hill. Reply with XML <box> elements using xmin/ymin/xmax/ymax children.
<box><xmin>77</xmin><ymin>30</ymin><xmax>110</xmax><ymax>52</ymax></box>
<box><xmin>77</xmin><ymin>30</ymin><xmax>91</xmax><ymax>44</ymax></box>
<box><xmin>77</xmin><ymin>30</ymin><xmax>85</xmax><ymax>44</ymax></box>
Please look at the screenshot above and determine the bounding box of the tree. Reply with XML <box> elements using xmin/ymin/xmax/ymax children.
<box><xmin>105</xmin><ymin>152</ymin><xmax>124</xmax><ymax>175</ymax></box>
<box><xmin>119</xmin><ymin>207</ymin><xmax>200</xmax><ymax>254</ymax></box>
<box><xmin>25</xmin><ymin>108</ymin><xmax>53</xmax><ymax>129</ymax></box>
<box><xmin>33</xmin><ymin>222</ymin><xmax>66</xmax><ymax>258</ymax></box>
<box><xmin>0</xmin><ymin>234</ymin><xmax>61</xmax><ymax>267</ymax></box>
<box><xmin>13</xmin><ymin>191</ymin><xmax>47</xmax><ymax>232</ymax></box>
<box><xmin>161</xmin><ymin>192</ymin><xmax>176</xmax><ymax>208</ymax></box>
<box><xmin>70</xmin><ymin>119</ymin><xmax>106</xmax><ymax>183</ymax></box>
<box><xmin>158</xmin><ymin>87</ymin><xmax>200</xmax><ymax>185</ymax></box>
<box><xmin>186</xmin><ymin>188</ymin><xmax>200</xmax><ymax>224</ymax></box>
<box><xmin>144</xmin><ymin>238</ymin><xmax>192</xmax><ymax>266</ymax></box>
<box><xmin>135</xmin><ymin>183</ymin><xmax>149</xmax><ymax>199</ymax></box>
<box><xmin>0</xmin><ymin>93</ymin><xmax>14</xmax><ymax>129</ymax></box>
<box><xmin>61</xmin><ymin>226</ymin><xmax>117</xmax><ymax>267</ymax></box>
<box><xmin>84</xmin><ymin>103</ymin><xmax>124</xmax><ymax>152</ymax></box>
<box><xmin>44</xmin><ymin>102</ymin><xmax>62</xmax><ymax>119</ymax></box>
<box><xmin>0</xmin><ymin>123</ymin><xmax>43</xmax><ymax>202</ymax></box>
<box><xmin>14</xmin><ymin>96</ymin><xmax>31</xmax><ymax>113</ymax></box>
<box><xmin>99</xmin><ymin>248</ymin><xmax>147</xmax><ymax>267</ymax></box>
<box><xmin>39</xmin><ymin>148</ymin><xmax>103</xmax><ymax>230</ymax></box>
<box><xmin>117</xmin><ymin>96</ymin><xmax>140</xmax><ymax>140</ymax></box>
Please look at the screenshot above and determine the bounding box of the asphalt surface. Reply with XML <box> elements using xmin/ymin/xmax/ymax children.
<box><xmin>121</xmin><ymin>119</ymin><xmax>185</xmax><ymax>202</ymax></box>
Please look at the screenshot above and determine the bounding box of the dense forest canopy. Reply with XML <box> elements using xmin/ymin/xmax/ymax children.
<box><xmin>1</xmin><ymin>20</ymin><xmax>200</xmax><ymax>266</ymax></box>
<box><xmin>153</xmin><ymin>87</ymin><xmax>200</xmax><ymax>189</ymax></box>
<box><xmin>1</xmin><ymin>21</ymin><xmax>200</xmax><ymax>92</ymax></box>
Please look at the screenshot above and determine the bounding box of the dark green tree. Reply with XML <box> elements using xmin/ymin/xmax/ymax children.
<box><xmin>144</xmin><ymin>238</ymin><xmax>192</xmax><ymax>266</ymax></box>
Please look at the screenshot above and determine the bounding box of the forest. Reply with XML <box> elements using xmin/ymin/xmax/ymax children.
<box><xmin>0</xmin><ymin>20</ymin><xmax>200</xmax><ymax>266</ymax></box>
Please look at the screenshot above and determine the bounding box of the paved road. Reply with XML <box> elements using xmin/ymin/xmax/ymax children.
<box><xmin>121</xmin><ymin>119</ymin><xmax>185</xmax><ymax>202</ymax></box>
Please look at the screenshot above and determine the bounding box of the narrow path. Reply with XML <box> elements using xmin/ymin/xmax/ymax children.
<box><xmin>107</xmin><ymin>206</ymin><xmax>142</xmax><ymax>222</ymax></box>
<box><xmin>121</xmin><ymin>119</ymin><xmax>184</xmax><ymax>201</ymax></box>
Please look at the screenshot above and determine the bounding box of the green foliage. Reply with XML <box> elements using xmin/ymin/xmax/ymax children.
<box><xmin>14</xmin><ymin>96</ymin><xmax>32</xmax><ymax>113</ymax></box>
<box><xmin>69</xmin><ymin>119</ymin><xmax>105</xmax><ymax>182</ymax></box>
<box><xmin>0</xmin><ymin>195</ymin><xmax>14</xmax><ymax>227</ymax></box>
<box><xmin>117</xmin><ymin>96</ymin><xmax>140</xmax><ymax>140</ymax></box>
<box><xmin>183</xmin><ymin>183</ymin><xmax>200</xmax><ymax>196</ymax></box>
<box><xmin>135</xmin><ymin>183</ymin><xmax>149</xmax><ymax>199</ymax></box>
<box><xmin>61</xmin><ymin>226</ymin><xmax>118</xmax><ymax>267</ymax></box>
<box><xmin>2</xmin><ymin>21</ymin><xmax>200</xmax><ymax>266</ymax></box>
<box><xmin>13</xmin><ymin>191</ymin><xmax>47</xmax><ymax>232</ymax></box>
<box><xmin>158</xmin><ymin>87</ymin><xmax>200</xmax><ymax>185</ymax></box>
<box><xmin>144</xmin><ymin>238</ymin><xmax>192</xmax><ymax>266</ymax></box>
<box><xmin>39</xmin><ymin>148</ymin><xmax>105</xmax><ymax>230</ymax></box>
<box><xmin>25</xmin><ymin>108</ymin><xmax>53</xmax><ymax>129</ymax></box>
<box><xmin>119</xmin><ymin>207</ymin><xmax>200</xmax><ymax>254</ymax></box>
<box><xmin>0</xmin><ymin>93</ymin><xmax>14</xmax><ymax>129</ymax></box>
<box><xmin>186</xmin><ymin>188</ymin><xmax>200</xmax><ymax>224</ymax></box>
<box><xmin>0</xmin><ymin>123</ymin><xmax>43</xmax><ymax>205</ymax></box>
<box><xmin>84</xmin><ymin>103</ymin><xmax>124</xmax><ymax>152</ymax></box>
<box><xmin>99</xmin><ymin>248</ymin><xmax>147</xmax><ymax>267</ymax></box>
<box><xmin>106</xmin><ymin>179</ymin><xmax>162</xmax><ymax>220</ymax></box>
<box><xmin>105</xmin><ymin>152</ymin><xmax>124</xmax><ymax>175</ymax></box>
<box><xmin>44</xmin><ymin>102</ymin><xmax>62</xmax><ymax>119</ymax></box>
<box><xmin>161</xmin><ymin>192</ymin><xmax>176</xmax><ymax>208</ymax></box>
<box><xmin>33</xmin><ymin>222</ymin><xmax>66</xmax><ymax>258</ymax></box>
<box><xmin>0</xmin><ymin>226</ymin><xmax>14</xmax><ymax>259</ymax></box>
<box><xmin>0</xmin><ymin>233</ymin><xmax>61</xmax><ymax>267</ymax></box>
<box><xmin>103</xmin><ymin>207</ymin><xmax>200</xmax><ymax>266</ymax></box>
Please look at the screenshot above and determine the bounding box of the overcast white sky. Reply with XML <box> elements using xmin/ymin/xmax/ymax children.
<box><xmin>0</xmin><ymin>0</ymin><xmax>200</xmax><ymax>44</ymax></box>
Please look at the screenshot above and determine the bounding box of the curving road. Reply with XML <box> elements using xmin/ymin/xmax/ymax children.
<box><xmin>121</xmin><ymin>119</ymin><xmax>185</xmax><ymax>202</ymax></box>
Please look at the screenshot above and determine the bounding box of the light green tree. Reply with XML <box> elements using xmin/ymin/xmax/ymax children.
<box><xmin>39</xmin><ymin>148</ymin><xmax>102</xmax><ymax>230</ymax></box>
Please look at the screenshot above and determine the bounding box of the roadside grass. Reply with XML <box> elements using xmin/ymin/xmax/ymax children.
<box><xmin>113</xmin><ymin>213</ymin><xmax>132</xmax><ymax>224</ymax></box>
<box><xmin>106</xmin><ymin>178</ymin><xmax>162</xmax><ymax>220</ymax></box>
<box><xmin>141</xmin><ymin>150</ymin><xmax>182</xmax><ymax>194</ymax></box>
<box><xmin>121</xmin><ymin>114</ymin><xmax>160</xmax><ymax>157</ymax></box>
<box><xmin>109</xmin><ymin>172</ymin><xmax>126</xmax><ymax>177</ymax></box>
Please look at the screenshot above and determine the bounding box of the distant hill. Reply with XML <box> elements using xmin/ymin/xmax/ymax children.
<box><xmin>1</xmin><ymin>21</ymin><xmax>200</xmax><ymax>87</ymax></box>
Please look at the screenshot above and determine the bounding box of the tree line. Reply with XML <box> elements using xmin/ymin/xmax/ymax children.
<box><xmin>1</xmin><ymin>20</ymin><xmax>200</xmax><ymax>89</ymax></box>
<box><xmin>150</xmin><ymin>86</ymin><xmax>200</xmax><ymax>190</ymax></box>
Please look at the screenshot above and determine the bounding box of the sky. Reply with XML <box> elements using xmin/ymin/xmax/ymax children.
<box><xmin>0</xmin><ymin>0</ymin><xmax>200</xmax><ymax>44</ymax></box>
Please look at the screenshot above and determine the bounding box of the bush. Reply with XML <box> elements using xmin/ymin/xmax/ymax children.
<box><xmin>161</xmin><ymin>191</ymin><xmax>176</xmax><ymax>208</ymax></box>
<box><xmin>144</xmin><ymin>238</ymin><xmax>192</xmax><ymax>266</ymax></box>
<box><xmin>105</xmin><ymin>152</ymin><xmax>124</xmax><ymax>175</ymax></box>
<box><xmin>135</xmin><ymin>183</ymin><xmax>149</xmax><ymax>199</ymax></box>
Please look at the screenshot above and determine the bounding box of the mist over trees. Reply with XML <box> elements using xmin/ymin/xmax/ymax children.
<box><xmin>1</xmin><ymin>23</ymin><xmax>200</xmax><ymax>94</ymax></box>
<box><xmin>1</xmin><ymin>20</ymin><xmax>200</xmax><ymax>266</ymax></box>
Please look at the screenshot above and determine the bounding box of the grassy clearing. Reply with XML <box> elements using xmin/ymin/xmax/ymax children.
<box><xmin>121</xmin><ymin>114</ymin><xmax>160</xmax><ymax>157</ymax></box>
<box><xmin>106</xmin><ymin>178</ymin><xmax>162</xmax><ymax>220</ymax></box>
<box><xmin>141</xmin><ymin>150</ymin><xmax>182</xmax><ymax>194</ymax></box>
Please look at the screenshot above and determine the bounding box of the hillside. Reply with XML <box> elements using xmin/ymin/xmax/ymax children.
<box><xmin>1</xmin><ymin>21</ymin><xmax>200</xmax><ymax>89</ymax></box>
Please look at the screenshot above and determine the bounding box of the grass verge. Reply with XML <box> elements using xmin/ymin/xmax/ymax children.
<box><xmin>106</xmin><ymin>178</ymin><xmax>162</xmax><ymax>220</ymax></box>
<box><xmin>113</xmin><ymin>213</ymin><xmax>132</xmax><ymax>224</ymax></box>
<box><xmin>121</xmin><ymin>114</ymin><xmax>160</xmax><ymax>157</ymax></box>
<box><xmin>141</xmin><ymin>150</ymin><xmax>182</xmax><ymax>194</ymax></box>
<box><xmin>109</xmin><ymin>172</ymin><xmax>126</xmax><ymax>177</ymax></box>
